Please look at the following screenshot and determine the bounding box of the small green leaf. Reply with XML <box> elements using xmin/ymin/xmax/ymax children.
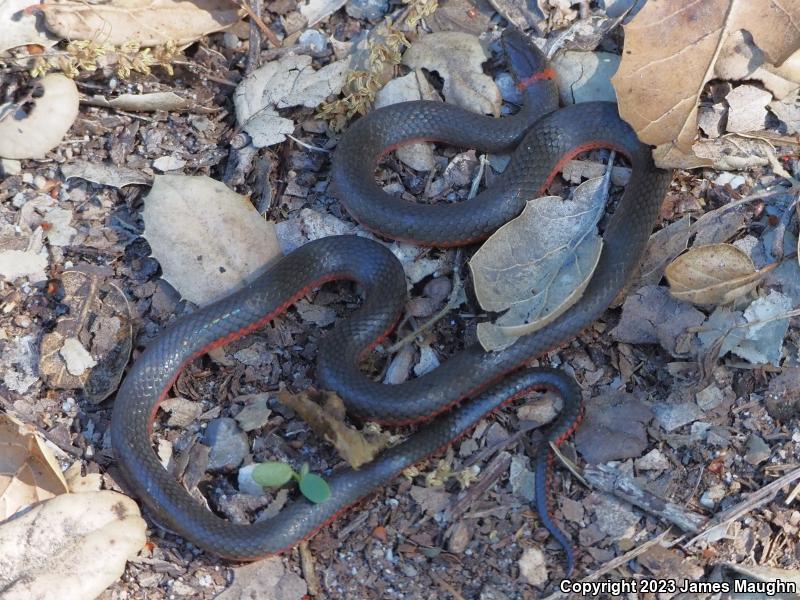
<box><xmin>299</xmin><ymin>473</ymin><xmax>331</xmax><ymax>504</ymax></box>
<box><xmin>251</xmin><ymin>462</ymin><xmax>294</xmax><ymax>488</ymax></box>
<box><xmin>299</xmin><ymin>462</ymin><xmax>310</xmax><ymax>479</ymax></box>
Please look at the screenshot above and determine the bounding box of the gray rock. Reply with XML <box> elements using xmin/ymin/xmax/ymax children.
<box><xmin>691</xmin><ymin>421</ymin><xmax>712</xmax><ymax>441</ymax></box>
<box><xmin>235</xmin><ymin>394</ymin><xmax>272</xmax><ymax>432</ymax></box>
<box><xmin>652</xmin><ymin>402</ymin><xmax>703</xmax><ymax>432</ymax></box>
<box><xmin>594</xmin><ymin>494</ymin><xmax>640</xmax><ymax>540</ymax></box>
<box><xmin>204</xmin><ymin>417</ymin><xmax>249</xmax><ymax>471</ymax></box>
<box><xmin>700</xmin><ymin>484</ymin><xmax>726</xmax><ymax>509</ymax></box>
<box><xmin>298</xmin><ymin>29</ymin><xmax>329</xmax><ymax>57</ymax></box>
<box><xmin>706</xmin><ymin>426</ymin><xmax>732</xmax><ymax>447</ymax></box>
<box><xmin>237</xmin><ymin>464</ymin><xmax>265</xmax><ymax>496</ymax></box>
<box><xmin>509</xmin><ymin>455</ymin><xmax>536</xmax><ymax>502</ymax></box>
<box><xmin>635</xmin><ymin>449</ymin><xmax>670</xmax><ymax>471</ymax></box>
<box><xmin>345</xmin><ymin>0</ymin><xmax>388</xmax><ymax>20</ymax></box>
<box><xmin>745</xmin><ymin>434</ymin><xmax>771</xmax><ymax>465</ymax></box>
<box><xmin>696</xmin><ymin>385</ymin><xmax>724</xmax><ymax>411</ymax></box>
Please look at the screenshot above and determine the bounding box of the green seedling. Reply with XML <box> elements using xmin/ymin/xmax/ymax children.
<box><xmin>251</xmin><ymin>461</ymin><xmax>331</xmax><ymax>504</ymax></box>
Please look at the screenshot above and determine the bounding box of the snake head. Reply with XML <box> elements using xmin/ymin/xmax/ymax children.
<box><xmin>501</xmin><ymin>27</ymin><xmax>550</xmax><ymax>87</ymax></box>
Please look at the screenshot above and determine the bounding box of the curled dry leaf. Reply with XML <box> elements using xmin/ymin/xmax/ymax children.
<box><xmin>0</xmin><ymin>491</ymin><xmax>146</xmax><ymax>600</ymax></box>
<box><xmin>277</xmin><ymin>389</ymin><xmax>390</xmax><ymax>468</ymax></box>
<box><xmin>142</xmin><ymin>175</ymin><xmax>281</xmax><ymax>305</ymax></box>
<box><xmin>0</xmin><ymin>74</ymin><xmax>79</xmax><ymax>160</ymax></box>
<box><xmin>39</xmin><ymin>266</ymin><xmax>133</xmax><ymax>404</ymax></box>
<box><xmin>61</xmin><ymin>160</ymin><xmax>151</xmax><ymax>188</ymax></box>
<box><xmin>37</xmin><ymin>0</ymin><xmax>240</xmax><ymax>47</ymax></box>
<box><xmin>665</xmin><ymin>243</ymin><xmax>777</xmax><ymax>306</ymax></box>
<box><xmin>88</xmin><ymin>92</ymin><xmax>203</xmax><ymax>113</ymax></box>
<box><xmin>470</xmin><ymin>177</ymin><xmax>607</xmax><ymax>351</ymax></box>
<box><xmin>402</xmin><ymin>31</ymin><xmax>501</xmax><ymax>116</ymax></box>
<box><xmin>612</xmin><ymin>0</ymin><xmax>800</xmax><ymax>168</ymax></box>
<box><xmin>0</xmin><ymin>413</ymin><xmax>68</xmax><ymax>521</ymax></box>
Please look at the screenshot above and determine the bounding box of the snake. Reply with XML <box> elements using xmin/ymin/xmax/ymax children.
<box><xmin>111</xmin><ymin>27</ymin><xmax>672</xmax><ymax>578</ymax></box>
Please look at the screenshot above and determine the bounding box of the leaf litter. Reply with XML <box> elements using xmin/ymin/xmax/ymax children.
<box><xmin>2</xmin><ymin>0</ymin><xmax>800</xmax><ymax>597</ymax></box>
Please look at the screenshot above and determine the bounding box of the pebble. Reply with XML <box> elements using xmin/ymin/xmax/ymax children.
<box><xmin>700</xmin><ymin>484</ymin><xmax>726</xmax><ymax>509</ymax></box>
<box><xmin>635</xmin><ymin>448</ymin><xmax>670</xmax><ymax>471</ymax></box>
<box><xmin>204</xmin><ymin>418</ymin><xmax>249</xmax><ymax>471</ymax></box>
<box><xmin>509</xmin><ymin>455</ymin><xmax>536</xmax><ymax>502</ymax></box>
<box><xmin>448</xmin><ymin>520</ymin><xmax>472</xmax><ymax>553</ymax></box>
<box><xmin>652</xmin><ymin>401</ymin><xmax>703</xmax><ymax>432</ymax></box>
<box><xmin>518</xmin><ymin>547</ymin><xmax>548</xmax><ymax>587</ymax></box>
<box><xmin>744</xmin><ymin>434</ymin><xmax>771</xmax><ymax>465</ymax></box>
<box><xmin>594</xmin><ymin>495</ymin><xmax>640</xmax><ymax>540</ymax></box>
<box><xmin>298</xmin><ymin>29</ymin><xmax>329</xmax><ymax>56</ymax></box>
<box><xmin>221</xmin><ymin>31</ymin><xmax>240</xmax><ymax>49</ymax></box>
<box><xmin>237</xmin><ymin>464</ymin><xmax>266</xmax><ymax>496</ymax></box>
<box><xmin>345</xmin><ymin>0</ymin><xmax>389</xmax><ymax>20</ymax></box>
<box><xmin>696</xmin><ymin>384</ymin><xmax>725</xmax><ymax>411</ymax></box>
<box><xmin>234</xmin><ymin>394</ymin><xmax>272</xmax><ymax>432</ymax></box>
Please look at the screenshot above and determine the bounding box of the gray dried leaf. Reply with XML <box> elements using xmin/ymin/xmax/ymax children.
<box><xmin>471</xmin><ymin>177</ymin><xmax>607</xmax><ymax>351</ymax></box>
<box><xmin>402</xmin><ymin>31</ymin><xmax>501</xmax><ymax>116</ymax></box>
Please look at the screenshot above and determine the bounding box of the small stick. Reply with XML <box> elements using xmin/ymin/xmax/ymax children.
<box><xmin>298</xmin><ymin>541</ymin><xmax>321</xmax><ymax>597</ymax></box>
<box><xmin>583</xmin><ymin>464</ymin><xmax>707</xmax><ymax>533</ymax></box>
<box><xmin>239</xmin><ymin>1</ymin><xmax>282</xmax><ymax>48</ymax></box>
<box><xmin>540</xmin><ymin>529</ymin><xmax>673</xmax><ymax>600</ymax></box>
<box><xmin>683</xmin><ymin>466</ymin><xmax>800</xmax><ymax>548</ymax></box>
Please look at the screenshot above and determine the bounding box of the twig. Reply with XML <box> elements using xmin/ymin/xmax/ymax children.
<box><xmin>683</xmin><ymin>466</ymin><xmax>800</xmax><ymax>548</ymax></box>
<box><xmin>583</xmin><ymin>464</ymin><xmax>707</xmax><ymax>533</ymax></box>
<box><xmin>239</xmin><ymin>1</ymin><xmax>282</xmax><ymax>48</ymax></box>
<box><xmin>385</xmin><ymin>250</ymin><xmax>464</xmax><ymax>353</ymax></box>
<box><xmin>550</xmin><ymin>442</ymin><xmax>588</xmax><ymax>488</ymax></box>
<box><xmin>298</xmin><ymin>541</ymin><xmax>321</xmax><ymax>597</ymax></box>
<box><xmin>245</xmin><ymin>0</ymin><xmax>262</xmax><ymax>75</ymax></box>
<box><xmin>445</xmin><ymin>451</ymin><xmax>512</xmax><ymax>521</ymax></box>
<box><xmin>287</xmin><ymin>134</ymin><xmax>331</xmax><ymax>153</ymax></box>
<box><xmin>540</xmin><ymin>529</ymin><xmax>674</xmax><ymax>600</ymax></box>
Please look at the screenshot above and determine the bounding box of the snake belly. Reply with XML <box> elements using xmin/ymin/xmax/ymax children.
<box><xmin>111</xmin><ymin>27</ymin><xmax>672</xmax><ymax>575</ymax></box>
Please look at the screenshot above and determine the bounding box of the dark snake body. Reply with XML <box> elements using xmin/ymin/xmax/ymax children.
<box><xmin>111</xmin><ymin>28</ymin><xmax>672</xmax><ymax>576</ymax></box>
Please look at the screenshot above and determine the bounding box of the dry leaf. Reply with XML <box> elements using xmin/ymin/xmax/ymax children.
<box><xmin>38</xmin><ymin>0</ymin><xmax>240</xmax><ymax>47</ymax></box>
<box><xmin>665</xmin><ymin>243</ymin><xmax>776</xmax><ymax>305</ymax></box>
<box><xmin>39</xmin><ymin>267</ymin><xmax>133</xmax><ymax>404</ymax></box>
<box><xmin>0</xmin><ymin>227</ymin><xmax>48</xmax><ymax>283</ymax></box>
<box><xmin>470</xmin><ymin>177</ymin><xmax>607</xmax><ymax>351</ymax></box>
<box><xmin>142</xmin><ymin>175</ymin><xmax>282</xmax><ymax>305</ymax></box>
<box><xmin>0</xmin><ymin>413</ymin><xmax>68</xmax><ymax>521</ymax></box>
<box><xmin>402</xmin><ymin>31</ymin><xmax>501</xmax><ymax>116</ymax></box>
<box><xmin>234</xmin><ymin>54</ymin><xmax>350</xmax><ymax>147</ymax></box>
<box><xmin>61</xmin><ymin>161</ymin><xmax>150</xmax><ymax>188</ymax></box>
<box><xmin>63</xmin><ymin>462</ymin><xmax>103</xmax><ymax>493</ymax></box>
<box><xmin>612</xmin><ymin>0</ymin><xmax>800</xmax><ymax>166</ymax></box>
<box><xmin>637</xmin><ymin>216</ymin><xmax>691</xmax><ymax>287</ymax></box>
<box><xmin>277</xmin><ymin>389</ymin><xmax>389</xmax><ymax>468</ymax></box>
<box><xmin>89</xmin><ymin>92</ymin><xmax>202</xmax><ymax>113</ymax></box>
<box><xmin>0</xmin><ymin>491</ymin><xmax>146</xmax><ymax>600</ymax></box>
<box><xmin>0</xmin><ymin>75</ymin><xmax>79</xmax><ymax>159</ymax></box>
<box><xmin>551</xmin><ymin>50</ymin><xmax>619</xmax><ymax>104</ymax></box>
<box><xmin>374</xmin><ymin>71</ymin><xmax>438</xmax><ymax>171</ymax></box>
<box><xmin>0</xmin><ymin>0</ymin><xmax>57</xmax><ymax>52</ymax></box>
<box><xmin>698</xmin><ymin>291</ymin><xmax>793</xmax><ymax>365</ymax></box>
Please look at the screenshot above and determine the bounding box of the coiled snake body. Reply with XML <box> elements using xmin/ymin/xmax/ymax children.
<box><xmin>112</xmin><ymin>28</ymin><xmax>672</xmax><ymax>577</ymax></box>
